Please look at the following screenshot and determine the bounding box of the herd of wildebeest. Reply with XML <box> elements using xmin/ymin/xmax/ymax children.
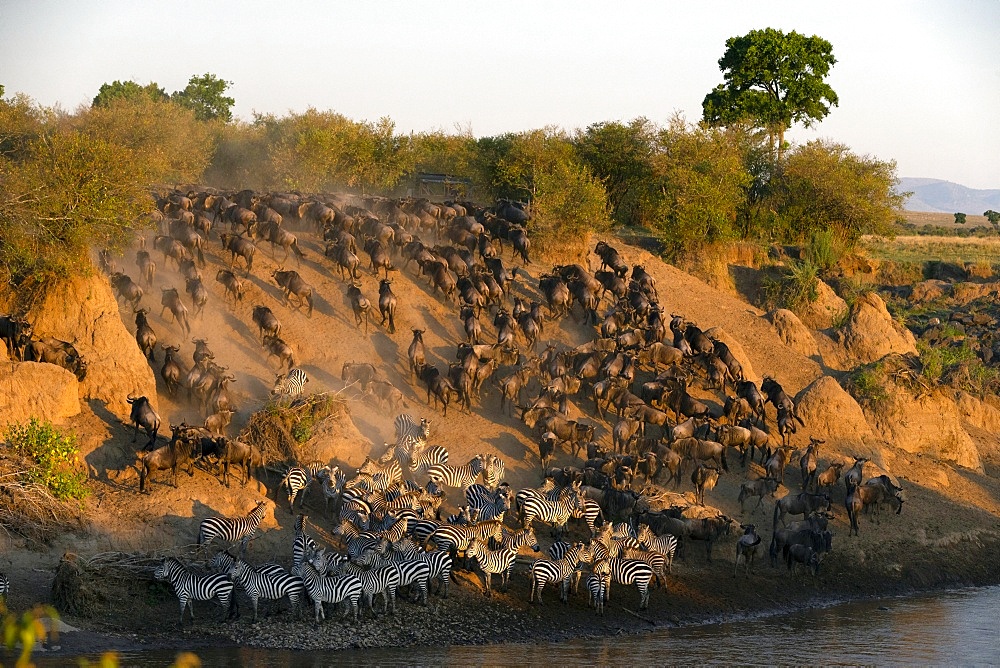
<box><xmin>0</xmin><ymin>186</ymin><xmax>907</xmax><ymax>623</ymax></box>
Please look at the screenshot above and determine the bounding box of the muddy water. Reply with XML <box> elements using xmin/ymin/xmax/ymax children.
<box><xmin>42</xmin><ymin>586</ymin><xmax>1000</xmax><ymax>666</ymax></box>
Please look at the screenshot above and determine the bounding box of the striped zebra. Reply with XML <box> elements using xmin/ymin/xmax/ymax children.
<box><xmin>280</xmin><ymin>463</ymin><xmax>325</xmax><ymax>510</ymax></box>
<box><xmin>426</xmin><ymin>455</ymin><xmax>485</xmax><ymax>490</ymax></box>
<box><xmin>570</xmin><ymin>497</ymin><xmax>604</xmax><ymax>538</ymax></box>
<box><xmin>408</xmin><ymin>445</ymin><xmax>449</xmax><ymax>474</ymax></box>
<box><xmin>393</xmin><ymin>414</ymin><xmax>431</xmax><ymax>466</ymax></box>
<box><xmin>208</xmin><ymin>551</ymin><xmax>286</xmax><ymax>579</ymax></box>
<box><xmin>332</xmin><ymin>519</ymin><xmax>381</xmax><ymax>560</ymax></box>
<box><xmin>529</xmin><ymin>542</ymin><xmax>593</xmax><ymax>604</ymax></box>
<box><xmin>389</xmin><ymin>538</ymin><xmax>453</xmax><ymax>598</ymax></box>
<box><xmin>493</xmin><ymin>526</ymin><xmax>540</xmax><ymax>553</ymax></box>
<box><xmin>465</xmin><ymin>538</ymin><xmax>519</xmax><ymax>596</ymax></box>
<box><xmin>465</xmin><ymin>483</ymin><xmax>513</xmax><ymax>523</ymax></box>
<box><xmin>197</xmin><ymin>501</ymin><xmax>267</xmax><ymax>548</ymax></box>
<box><xmin>601</xmin><ymin>557</ymin><xmax>655</xmax><ymax>610</ymax></box>
<box><xmin>352</xmin><ymin>549</ymin><xmax>431</xmax><ymax>605</ymax></box>
<box><xmin>407</xmin><ymin>518</ymin><xmax>440</xmax><ymax>545</ymax></box>
<box><xmin>0</xmin><ymin>572</ymin><xmax>8</xmax><ymax>601</ymax></box>
<box><xmin>357</xmin><ymin>456</ymin><xmax>403</xmax><ymax>489</ymax></box>
<box><xmin>154</xmin><ymin>558</ymin><xmax>235</xmax><ymax>624</ymax></box>
<box><xmin>316</xmin><ymin>550</ymin><xmax>400</xmax><ymax>616</ymax></box>
<box><xmin>271</xmin><ymin>368</ymin><xmax>309</xmax><ymax>400</ymax></box>
<box><xmin>585</xmin><ymin>571</ymin><xmax>606</xmax><ymax>614</ymax></box>
<box><xmin>292</xmin><ymin>514</ymin><xmax>319</xmax><ymax>569</ymax></box>
<box><xmin>481</xmin><ymin>454</ymin><xmax>505</xmax><ymax>490</ymax></box>
<box><xmin>425</xmin><ymin>520</ymin><xmax>504</xmax><ymax>565</ymax></box>
<box><xmin>317</xmin><ymin>465</ymin><xmax>346</xmax><ymax>516</ymax></box>
<box><xmin>295</xmin><ymin>560</ymin><xmax>363</xmax><ymax>622</ymax></box>
<box><xmin>368</xmin><ymin>487</ymin><xmax>422</xmax><ymax>519</ymax></box>
<box><xmin>622</xmin><ymin>547</ymin><xmax>667</xmax><ymax>589</ymax></box>
<box><xmin>637</xmin><ymin>524</ymin><xmax>678</xmax><ymax>575</ymax></box>
<box><xmin>227</xmin><ymin>560</ymin><xmax>305</xmax><ymax>622</ymax></box>
<box><xmin>518</xmin><ymin>490</ymin><xmax>584</xmax><ymax>537</ymax></box>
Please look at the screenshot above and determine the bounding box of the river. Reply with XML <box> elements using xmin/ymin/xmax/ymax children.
<box><xmin>38</xmin><ymin>586</ymin><xmax>1000</xmax><ymax>666</ymax></box>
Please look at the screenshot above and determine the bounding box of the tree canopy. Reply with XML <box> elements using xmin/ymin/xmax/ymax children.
<box><xmin>92</xmin><ymin>80</ymin><xmax>168</xmax><ymax>108</ymax></box>
<box><xmin>170</xmin><ymin>73</ymin><xmax>235</xmax><ymax>122</ymax></box>
<box><xmin>702</xmin><ymin>28</ymin><xmax>839</xmax><ymax>151</ymax></box>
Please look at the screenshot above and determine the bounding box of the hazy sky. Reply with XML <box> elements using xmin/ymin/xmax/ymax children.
<box><xmin>2</xmin><ymin>0</ymin><xmax>998</xmax><ymax>189</ymax></box>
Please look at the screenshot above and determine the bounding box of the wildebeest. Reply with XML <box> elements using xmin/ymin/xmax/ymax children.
<box><xmin>685</xmin><ymin>515</ymin><xmax>732</xmax><ymax>562</ymax></box>
<box><xmin>257</xmin><ymin>220</ymin><xmax>305</xmax><ymax>265</ymax></box>
<box><xmin>594</xmin><ymin>241</ymin><xmax>628</xmax><ymax>278</ymax></box>
<box><xmin>769</xmin><ymin>525</ymin><xmax>831</xmax><ymax>568</ymax></box>
<box><xmin>0</xmin><ymin>314</ymin><xmax>32</xmax><ymax>360</ymax></box>
<box><xmin>378</xmin><ymin>279</ymin><xmax>397</xmax><ymax>334</ymax></box>
<box><xmin>417</xmin><ymin>363</ymin><xmax>456</xmax><ymax>416</ymax></box>
<box><xmin>272</xmin><ymin>269</ymin><xmax>314</xmax><ymax>317</ymax></box>
<box><xmin>672</xmin><ymin>438</ymin><xmax>729</xmax><ymax>472</ymax></box>
<box><xmin>215</xmin><ymin>269</ymin><xmax>245</xmax><ymax>304</ymax></box>
<box><xmin>160</xmin><ymin>288</ymin><xmax>192</xmax><ymax>335</ymax></box>
<box><xmin>799</xmin><ymin>437</ymin><xmax>825</xmax><ymax>491</ymax></box>
<box><xmin>110</xmin><ymin>272</ymin><xmax>144</xmax><ymax>311</ymax></box>
<box><xmin>408</xmin><ymin>329</ymin><xmax>426</xmax><ymax>380</ymax></box>
<box><xmin>342</xmin><ymin>361</ymin><xmax>379</xmax><ymax>392</ymax></box>
<box><xmin>845</xmin><ymin>475</ymin><xmax>904</xmax><ymax>536</ymax></box>
<box><xmin>263</xmin><ymin>334</ymin><xmax>296</xmax><ymax>371</ymax></box>
<box><xmin>220</xmin><ymin>439</ymin><xmax>264</xmax><ymax>489</ymax></box>
<box><xmin>204</xmin><ymin>409</ymin><xmax>235</xmax><ymax>437</ymax></box>
<box><xmin>364</xmin><ymin>379</ymin><xmax>406</xmax><ymax>412</ymax></box>
<box><xmin>138</xmin><ymin>426</ymin><xmax>197</xmax><ymax>493</ymax></box>
<box><xmin>785</xmin><ymin>544</ymin><xmax>821</xmax><ymax>576</ymax></box>
<box><xmin>251</xmin><ymin>305</ymin><xmax>281</xmax><ymax>343</ymax></box>
<box><xmin>737</xmin><ymin>477</ymin><xmax>780</xmax><ymax>515</ymax></box>
<box><xmin>220</xmin><ymin>233</ymin><xmax>256</xmax><ymax>276</ymax></box>
<box><xmin>326</xmin><ymin>241</ymin><xmax>362</xmax><ymax>281</ymax></box>
<box><xmin>691</xmin><ymin>464</ymin><xmax>720</xmax><ymax>505</ymax></box>
<box><xmin>135</xmin><ymin>249</ymin><xmax>156</xmax><ymax>288</ymax></box>
<box><xmin>127</xmin><ymin>395</ymin><xmax>160</xmax><ymax>449</ymax></box>
<box><xmin>773</xmin><ymin>491</ymin><xmax>832</xmax><ymax>530</ymax></box>
<box><xmin>734</xmin><ymin>524</ymin><xmax>761</xmax><ymax>577</ymax></box>
<box><xmin>134</xmin><ymin>308</ymin><xmax>157</xmax><ymax>361</ymax></box>
<box><xmin>185</xmin><ymin>276</ymin><xmax>209</xmax><ymax>319</ymax></box>
<box><xmin>154</xmin><ymin>235</ymin><xmax>191</xmax><ymax>270</ymax></box>
<box><xmin>347</xmin><ymin>283</ymin><xmax>371</xmax><ymax>334</ymax></box>
<box><xmin>160</xmin><ymin>344</ymin><xmax>183</xmax><ymax>397</ymax></box>
<box><xmin>25</xmin><ymin>337</ymin><xmax>88</xmax><ymax>381</ymax></box>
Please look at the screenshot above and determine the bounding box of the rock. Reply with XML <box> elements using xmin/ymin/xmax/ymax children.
<box><xmin>836</xmin><ymin>292</ymin><xmax>918</xmax><ymax>365</ymax></box>
<box><xmin>909</xmin><ymin>280</ymin><xmax>951</xmax><ymax>304</ymax></box>
<box><xmin>925</xmin><ymin>261</ymin><xmax>968</xmax><ymax>282</ymax></box>
<box><xmin>793</xmin><ymin>376</ymin><xmax>875</xmax><ymax>450</ymax></box>
<box><xmin>0</xmin><ymin>361</ymin><xmax>81</xmax><ymax>429</ymax></box>
<box><xmin>767</xmin><ymin>309</ymin><xmax>819</xmax><ymax>358</ymax></box>
<box><xmin>703</xmin><ymin>326</ymin><xmax>758</xmax><ymax>382</ymax></box>
<box><xmin>951</xmin><ymin>282</ymin><xmax>1000</xmax><ymax>304</ymax></box>
<box><xmin>797</xmin><ymin>279</ymin><xmax>848</xmax><ymax>330</ymax></box>
<box><xmin>25</xmin><ymin>274</ymin><xmax>158</xmax><ymax>419</ymax></box>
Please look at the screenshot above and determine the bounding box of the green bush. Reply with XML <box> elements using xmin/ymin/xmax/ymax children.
<box><xmin>5</xmin><ymin>418</ymin><xmax>89</xmax><ymax>501</ymax></box>
<box><xmin>760</xmin><ymin>259</ymin><xmax>819</xmax><ymax>312</ymax></box>
<box><xmin>849</xmin><ymin>366</ymin><xmax>890</xmax><ymax>408</ymax></box>
<box><xmin>803</xmin><ymin>228</ymin><xmax>843</xmax><ymax>273</ymax></box>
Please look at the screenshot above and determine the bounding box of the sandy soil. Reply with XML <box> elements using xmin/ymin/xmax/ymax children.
<box><xmin>4</xmin><ymin>217</ymin><xmax>1000</xmax><ymax>657</ymax></box>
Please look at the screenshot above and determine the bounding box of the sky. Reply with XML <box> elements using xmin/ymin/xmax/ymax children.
<box><xmin>1</xmin><ymin>0</ymin><xmax>998</xmax><ymax>189</ymax></box>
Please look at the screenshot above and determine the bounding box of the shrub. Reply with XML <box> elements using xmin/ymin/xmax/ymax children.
<box><xmin>5</xmin><ymin>418</ymin><xmax>89</xmax><ymax>501</ymax></box>
<box><xmin>803</xmin><ymin>228</ymin><xmax>843</xmax><ymax>273</ymax></box>
<box><xmin>848</xmin><ymin>366</ymin><xmax>891</xmax><ymax>409</ymax></box>
<box><xmin>760</xmin><ymin>259</ymin><xmax>819</xmax><ymax>312</ymax></box>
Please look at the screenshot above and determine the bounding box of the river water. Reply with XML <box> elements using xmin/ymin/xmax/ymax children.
<box><xmin>40</xmin><ymin>586</ymin><xmax>1000</xmax><ymax>666</ymax></box>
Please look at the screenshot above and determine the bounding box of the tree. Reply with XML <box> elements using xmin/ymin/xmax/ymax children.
<box><xmin>984</xmin><ymin>210</ymin><xmax>1000</xmax><ymax>230</ymax></box>
<box><xmin>954</xmin><ymin>212</ymin><xmax>967</xmax><ymax>225</ymax></box>
<box><xmin>171</xmin><ymin>73</ymin><xmax>235</xmax><ymax>122</ymax></box>
<box><xmin>92</xmin><ymin>80</ymin><xmax>167</xmax><ymax>108</ymax></box>
<box><xmin>574</xmin><ymin>118</ymin><xmax>657</xmax><ymax>227</ymax></box>
<box><xmin>702</xmin><ymin>28</ymin><xmax>839</xmax><ymax>153</ymax></box>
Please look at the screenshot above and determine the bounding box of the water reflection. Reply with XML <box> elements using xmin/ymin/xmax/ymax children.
<box><xmin>36</xmin><ymin>586</ymin><xmax>1000</xmax><ymax>667</ymax></box>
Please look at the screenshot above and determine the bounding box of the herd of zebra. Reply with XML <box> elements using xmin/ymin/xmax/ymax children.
<box><xmin>151</xmin><ymin>413</ymin><xmax>687</xmax><ymax>624</ymax></box>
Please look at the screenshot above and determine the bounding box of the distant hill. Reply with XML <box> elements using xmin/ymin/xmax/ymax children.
<box><xmin>898</xmin><ymin>178</ymin><xmax>1000</xmax><ymax>214</ymax></box>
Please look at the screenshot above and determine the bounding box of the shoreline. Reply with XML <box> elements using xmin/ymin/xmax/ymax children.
<box><xmin>27</xmin><ymin>551</ymin><xmax>1000</xmax><ymax>658</ymax></box>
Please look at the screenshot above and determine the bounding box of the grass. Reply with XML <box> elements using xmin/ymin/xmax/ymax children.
<box><xmin>862</xmin><ymin>235</ymin><xmax>1000</xmax><ymax>266</ymax></box>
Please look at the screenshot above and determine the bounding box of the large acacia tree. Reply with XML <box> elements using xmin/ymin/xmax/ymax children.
<box><xmin>702</xmin><ymin>28</ymin><xmax>839</xmax><ymax>153</ymax></box>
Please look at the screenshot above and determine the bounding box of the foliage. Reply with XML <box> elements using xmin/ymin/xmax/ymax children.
<box><xmin>92</xmin><ymin>80</ymin><xmax>168</xmax><ymax>108</ymax></box>
<box><xmin>0</xmin><ymin>99</ymin><xmax>155</xmax><ymax>284</ymax></box>
<box><xmin>647</xmin><ymin>115</ymin><xmax>750</xmax><ymax>252</ymax></box>
<box><xmin>574</xmin><ymin>118</ymin><xmax>657</xmax><ymax>227</ymax></box>
<box><xmin>985</xmin><ymin>210</ymin><xmax>1000</xmax><ymax>229</ymax></box>
<box><xmin>2</xmin><ymin>602</ymin><xmax>62</xmax><ymax>667</ymax></box>
<box><xmin>702</xmin><ymin>28</ymin><xmax>839</xmax><ymax>150</ymax></box>
<box><xmin>170</xmin><ymin>73</ymin><xmax>235</xmax><ymax>123</ymax></box>
<box><xmin>770</xmin><ymin>140</ymin><xmax>904</xmax><ymax>244</ymax></box>
<box><xmin>847</xmin><ymin>364</ymin><xmax>891</xmax><ymax>409</ymax></box>
<box><xmin>761</xmin><ymin>259</ymin><xmax>819</xmax><ymax>312</ymax></box>
<box><xmin>953</xmin><ymin>212</ymin><xmax>967</xmax><ymax>225</ymax></box>
<box><xmin>5</xmin><ymin>418</ymin><xmax>89</xmax><ymax>501</ymax></box>
<box><xmin>803</xmin><ymin>228</ymin><xmax>843</xmax><ymax>273</ymax></box>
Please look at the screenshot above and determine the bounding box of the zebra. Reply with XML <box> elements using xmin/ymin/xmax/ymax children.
<box><xmin>295</xmin><ymin>560</ymin><xmax>363</xmax><ymax>622</ymax></box>
<box><xmin>280</xmin><ymin>464</ymin><xmax>324</xmax><ymax>510</ymax></box>
<box><xmin>154</xmin><ymin>558</ymin><xmax>236</xmax><ymax>625</ymax></box>
<box><xmin>465</xmin><ymin>538</ymin><xmax>519</xmax><ymax>596</ymax></box>
<box><xmin>529</xmin><ymin>542</ymin><xmax>593</xmax><ymax>604</ymax></box>
<box><xmin>357</xmin><ymin>456</ymin><xmax>403</xmax><ymax>489</ymax></box>
<box><xmin>389</xmin><ymin>537</ymin><xmax>453</xmax><ymax>598</ymax></box>
<box><xmin>292</xmin><ymin>514</ymin><xmax>319</xmax><ymax>569</ymax></box>
<box><xmin>622</xmin><ymin>547</ymin><xmax>668</xmax><ymax>589</ymax></box>
<box><xmin>316</xmin><ymin>549</ymin><xmax>400</xmax><ymax>616</ymax></box>
<box><xmin>492</xmin><ymin>526</ymin><xmax>540</xmax><ymax>554</ymax></box>
<box><xmin>465</xmin><ymin>483</ymin><xmax>513</xmax><ymax>523</ymax></box>
<box><xmin>518</xmin><ymin>490</ymin><xmax>584</xmax><ymax>538</ymax></box>
<box><xmin>585</xmin><ymin>570</ymin><xmax>607</xmax><ymax>614</ymax></box>
<box><xmin>367</xmin><ymin>487</ymin><xmax>422</xmax><ymax>519</ymax></box>
<box><xmin>0</xmin><ymin>572</ymin><xmax>7</xmax><ymax>601</ymax></box>
<box><xmin>271</xmin><ymin>367</ymin><xmax>308</xmax><ymax>400</ymax></box>
<box><xmin>426</xmin><ymin>520</ymin><xmax>504</xmax><ymax>570</ymax></box>
<box><xmin>197</xmin><ymin>501</ymin><xmax>267</xmax><ymax>548</ymax></box>
<box><xmin>601</xmin><ymin>557</ymin><xmax>655</xmax><ymax>610</ymax></box>
<box><xmin>408</xmin><ymin>445</ymin><xmax>450</xmax><ymax>474</ymax></box>
<box><xmin>570</xmin><ymin>496</ymin><xmax>604</xmax><ymax>538</ymax></box>
<box><xmin>228</xmin><ymin>559</ymin><xmax>305</xmax><ymax>622</ymax></box>
<box><xmin>393</xmin><ymin>414</ymin><xmax>431</xmax><ymax>466</ymax></box>
<box><xmin>407</xmin><ymin>518</ymin><xmax>440</xmax><ymax>545</ymax></box>
<box><xmin>425</xmin><ymin>455</ymin><xmax>485</xmax><ymax>490</ymax></box>
<box><xmin>481</xmin><ymin>454</ymin><xmax>505</xmax><ymax>490</ymax></box>
<box><xmin>332</xmin><ymin>519</ymin><xmax>382</xmax><ymax>560</ymax></box>
<box><xmin>316</xmin><ymin>465</ymin><xmax>346</xmax><ymax>516</ymax></box>
<box><xmin>637</xmin><ymin>524</ymin><xmax>679</xmax><ymax>575</ymax></box>
<box><xmin>352</xmin><ymin>549</ymin><xmax>431</xmax><ymax>605</ymax></box>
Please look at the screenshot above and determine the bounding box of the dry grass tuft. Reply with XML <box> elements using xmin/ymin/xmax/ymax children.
<box><xmin>237</xmin><ymin>391</ymin><xmax>348</xmax><ymax>465</ymax></box>
<box><xmin>0</xmin><ymin>459</ymin><xmax>84</xmax><ymax>545</ymax></box>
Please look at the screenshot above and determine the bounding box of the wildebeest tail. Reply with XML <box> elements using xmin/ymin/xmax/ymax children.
<box><xmin>721</xmin><ymin>448</ymin><xmax>729</xmax><ymax>473</ymax></box>
<box><xmin>292</xmin><ymin>240</ymin><xmax>305</xmax><ymax>258</ymax></box>
<box><xmin>772</xmin><ymin>501</ymin><xmax>781</xmax><ymax>532</ymax></box>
